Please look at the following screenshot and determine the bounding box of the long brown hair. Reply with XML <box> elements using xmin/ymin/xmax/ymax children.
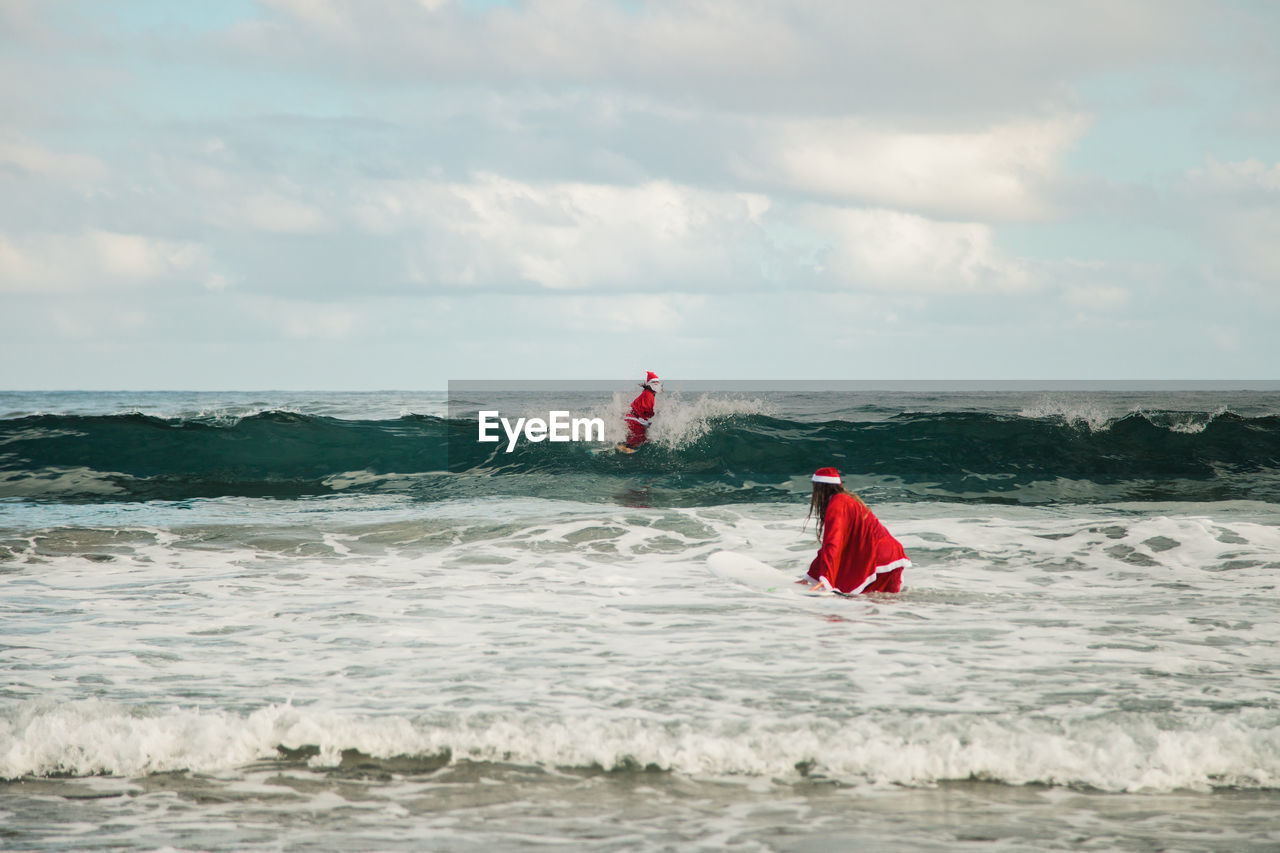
<box><xmin>806</xmin><ymin>482</ymin><xmax>863</xmax><ymax>540</ymax></box>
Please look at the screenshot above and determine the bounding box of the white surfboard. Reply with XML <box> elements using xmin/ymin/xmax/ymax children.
<box><xmin>707</xmin><ymin>551</ymin><xmax>825</xmax><ymax>597</ymax></box>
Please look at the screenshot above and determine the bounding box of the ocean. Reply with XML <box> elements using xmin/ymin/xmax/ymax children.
<box><xmin>2</xmin><ymin>385</ymin><xmax>1278</xmax><ymax>851</ymax></box>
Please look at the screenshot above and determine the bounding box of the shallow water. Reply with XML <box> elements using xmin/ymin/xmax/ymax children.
<box><xmin>6</xmin><ymin>770</ymin><xmax>1280</xmax><ymax>851</ymax></box>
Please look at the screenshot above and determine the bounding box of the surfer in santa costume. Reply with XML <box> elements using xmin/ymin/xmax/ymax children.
<box><xmin>800</xmin><ymin>467</ymin><xmax>910</xmax><ymax>594</ymax></box>
<box><xmin>617</xmin><ymin>372</ymin><xmax>661</xmax><ymax>453</ymax></box>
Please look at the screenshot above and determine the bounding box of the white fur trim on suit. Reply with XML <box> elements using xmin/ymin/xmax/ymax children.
<box><xmin>848</xmin><ymin>558</ymin><xmax>912</xmax><ymax>595</ymax></box>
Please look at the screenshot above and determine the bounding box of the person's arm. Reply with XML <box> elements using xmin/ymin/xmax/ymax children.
<box><xmin>805</xmin><ymin>503</ymin><xmax>848</xmax><ymax>591</ymax></box>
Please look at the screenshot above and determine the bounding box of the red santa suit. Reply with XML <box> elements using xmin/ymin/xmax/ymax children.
<box><xmin>624</xmin><ymin>372</ymin><xmax>659</xmax><ymax>447</ymax></box>
<box><xmin>805</xmin><ymin>483</ymin><xmax>910</xmax><ymax>594</ymax></box>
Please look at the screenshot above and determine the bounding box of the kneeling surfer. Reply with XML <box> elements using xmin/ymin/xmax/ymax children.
<box><xmin>800</xmin><ymin>467</ymin><xmax>910</xmax><ymax>594</ymax></box>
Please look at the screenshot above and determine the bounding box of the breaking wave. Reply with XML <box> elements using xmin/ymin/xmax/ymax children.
<box><xmin>2</xmin><ymin>405</ymin><xmax>1279</xmax><ymax>505</ymax></box>
<box><xmin>3</xmin><ymin>700</ymin><xmax>1277</xmax><ymax>793</ymax></box>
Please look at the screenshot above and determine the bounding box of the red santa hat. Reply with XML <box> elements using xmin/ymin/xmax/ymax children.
<box><xmin>811</xmin><ymin>467</ymin><xmax>842</xmax><ymax>484</ymax></box>
<box><xmin>645</xmin><ymin>371</ymin><xmax>659</xmax><ymax>384</ymax></box>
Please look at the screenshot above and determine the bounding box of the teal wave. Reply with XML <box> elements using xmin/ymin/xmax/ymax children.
<box><xmin>2</xmin><ymin>409</ymin><xmax>1278</xmax><ymax>506</ymax></box>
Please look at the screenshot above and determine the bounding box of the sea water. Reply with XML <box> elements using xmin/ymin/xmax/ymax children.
<box><xmin>1</xmin><ymin>386</ymin><xmax>1278</xmax><ymax>851</ymax></box>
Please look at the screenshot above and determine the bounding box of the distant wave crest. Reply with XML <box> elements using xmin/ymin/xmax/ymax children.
<box><xmin>2</xmin><ymin>405</ymin><xmax>1279</xmax><ymax>505</ymax></box>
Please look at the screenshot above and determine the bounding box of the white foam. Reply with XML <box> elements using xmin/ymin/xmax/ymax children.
<box><xmin>6</xmin><ymin>498</ymin><xmax>1280</xmax><ymax>797</ymax></box>
<box><xmin>645</xmin><ymin>392</ymin><xmax>771</xmax><ymax>449</ymax></box>
<box><xmin>2</xmin><ymin>700</ymin><xmax>1277</xmax><ymax>793</ymax></box>
<box><xmin>1017</xmin><ymin>396</ymin><xmax>1113</xmax><ymax>431</ymax></box>
<box><xmin>582</xmin><ymin>390</ymin><xmax>769</xmax><ymax>448</ymax></box>
<box><xmin>1163</xmin><ymin>406</ymin><xmax>1229</xmax><ymax>435</ymax></box>
<box><xmin>1017</xmin><ymin>398</ymin><xmax>1244</xmax><ymax>436</ymax></box>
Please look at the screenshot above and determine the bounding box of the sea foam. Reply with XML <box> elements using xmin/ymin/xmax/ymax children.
<box><xmin>3</xmin><ymin>700</ymin><xmax>1277</xmax><ymax>793</ymax></box>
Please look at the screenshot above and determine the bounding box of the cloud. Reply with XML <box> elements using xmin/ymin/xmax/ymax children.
<box><xmin>0</xmin><ymin>153</ymin><xmax>1036</xmax><ymax>300</ymax></box>
<box><xmin>157</xmin><ymin>158</ymin><xmax>331</xmax><ymax>235</ymax></box>
<box><xmin>0</xmin><ymin>230</ymin><xmax>212</xmax><ymax>292</ymax></box>
<box><xmin>230</xmin><ymin>0</ymin><xmax>806</xmax><ymax>96</ymax></box>
<box><xmin>747</xmin><ymin>115</ymin><xmax>1088</xmax><ymax>221</ymax></box>
<box><xmin>560</xmin><ymin>293</ymin><xmax>706</xmax><ymax>333</ymax></box>
<box><xmin>1188</xmin><ymin>157</ymin><xmax>1280</xmax><ymax>194</ymax></box>
<box><xmin>803</xmin><ymin>206</ymin><xmax>1031</xmax><ymax>293</ymax></box>
<box><xmin>235</xmin><ymin>191</ymin><xmax>330</xmax><ymax>234</ymax></box>
<box><xmin>221</xmin><ymin>0</ymin><xmax>1219</xmax><ymax>118</ymax></box>
<box><xmin>350</xmin><ymin>173</ymin><xmax>776</xmax><ymax>292</ymax></box>
<box><xmin>344</xmin><ymin>172</ymin><xmax>1040</xmax><ymax>296</ymax></box>
<box><xmin>4</xmin><ymin>0</ymin><xmax>1278</xmax><ymax>387</ymax></box>
<box><xmin>0</xmin><ymin>136</ymin><xmax>108</xmax><ymax>183</ymax></box>
<box><xmin>1185</xmin><ymin>157</ymin><xmax>1280</xmax><ymax>285</ymax></box>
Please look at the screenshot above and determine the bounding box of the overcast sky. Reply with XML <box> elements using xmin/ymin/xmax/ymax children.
<box><xmin>2</xmin><ymin>0</ymin><xmax>1278</xmax><ymax>389</ymax></box>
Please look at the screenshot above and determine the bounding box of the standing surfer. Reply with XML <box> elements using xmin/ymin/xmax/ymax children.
<box><xmin>800</xmin><ymin>467</ymin><xmax>910</xmax><ymax>594</ymax></box>
<box><xmin>616</xmin><ymin>371</ymin><xmax>660</xmax><ymax>454</ymax></box>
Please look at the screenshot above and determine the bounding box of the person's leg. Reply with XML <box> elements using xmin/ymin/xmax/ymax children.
<box><xmin>864</xmin><ymin>567</ymin><xmax>903</xmax><ymax>593</ymax></box>
<box><xmin>626</xmin><ymin>422</ymin><xmax>647</xmax><ymax>447</ymax></box>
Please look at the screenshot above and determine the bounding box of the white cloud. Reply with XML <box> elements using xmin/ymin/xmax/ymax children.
<box><xmin>347</xmin><ymin>172</ymin><xmax>1040</xmax><ymax>296</ymax></box>
<box><xmin>561</xmin><ymin>293</ymin><xmax>705</xmax><ymax>333</ymax></box>
<box><xmin>0</xmin><ymin>230</ymin><xmax>212</xmax><ymax>293</ymax></box>
<box><xmin>90</xmin><ymin>231</ymin><xmax>200</xmax><ymax>280</ymax></box>
<box><xmin>154</xmin><ymin>164</ymin><xmax>1043</xmax><ymax>298</ymax></box>
<box><xmin>239</xmin><ymin>0</ymin><xmax>805</xmax><ymax>90</ymax></box>
<box><xmin>1186</xmin><ymin>157</ymin><xmax>1280</xmax><ymax>285</ymax></box>
<box><xmin>353</xmin><ymin>173</ymin><xmax>774</xmax><ymax>291</ymax></box>
<box><xmin>1</xmin><ymin>0</ymin><xmax>1277</xmax><ymax>388</ymax></box>
<box><xmin>0</xmin><ymin>136</ymin><xmax>107</xmax><ymax>183</ymax></box>
<box><xmin>173</xmin><ymin>165</ymin><xmax>331</xmax><ymax>234</ymax></box>
<box><xmin>237</xmin><ymin>191</ymin><xmax>330</xmax><ymax>234</ymax></box>
<box><xmin>147</xmin><ymin>152</ymin><xmax>330</xmax><ymax>235</ymax></box>
<box><xmin>803</xmin><ymin>206</ymin><xmax>1031</xmax><ymax>293</ymax></box>
<box><xmin>225</xmin><ymin>0</ymin><xmax>1217</xmax><ymax>119</ymax></box>
<box><xmin>1188</xmin><ymin>157</ymin><xmax>1280</xmax><ymax>193</ymax></box>
<box><xmin>753</xmin><ymin>115</ymin><xmax>1088</xmax><ymax>221</ymax></box>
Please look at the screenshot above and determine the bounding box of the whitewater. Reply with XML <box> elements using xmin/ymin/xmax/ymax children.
<box><xmin>2</xmin><ymin>386</ymin><xmax>1279</xmax><ymax>851</ymax></box>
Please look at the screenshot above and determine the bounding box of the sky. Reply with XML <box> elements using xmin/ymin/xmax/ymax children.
<box><xmin>1</xmin><ymin>0</ymin><xmax>1278</xmax><ymax>389</ymax></box>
